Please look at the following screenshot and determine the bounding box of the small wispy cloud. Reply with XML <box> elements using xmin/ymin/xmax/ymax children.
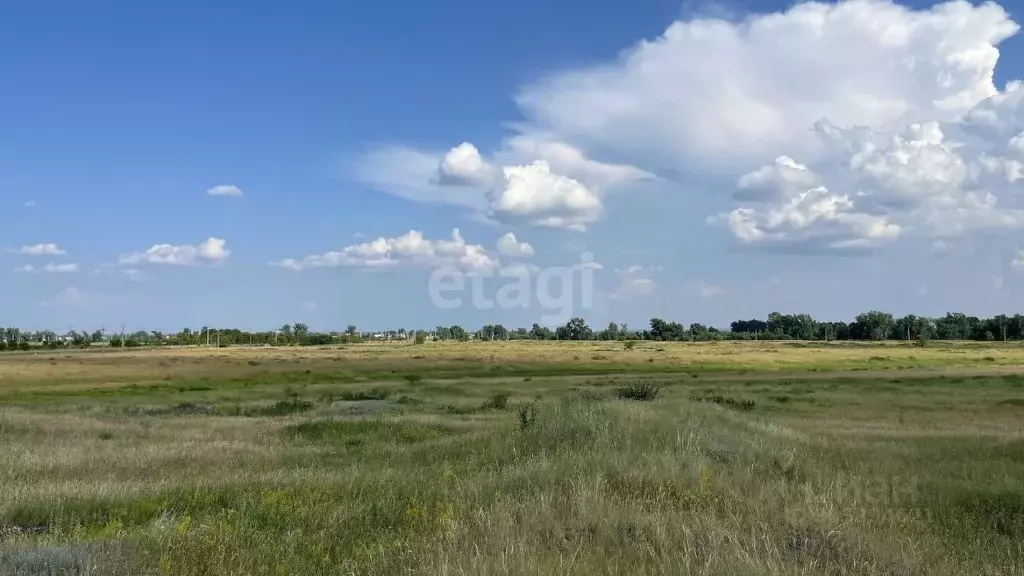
<box><xmin>14</xmin><ymin>263</ymin><xmax>78</xmax><ymax>274</ymax></box>
<box><xmin>206</xmin><ymin>185</ymin><xmax>243</xmax><ymax>197</ymax></box>
<box><xmin>12</xmin><ymin>243</ymin><xmax>67</xmax><ymax>256</ymax></box>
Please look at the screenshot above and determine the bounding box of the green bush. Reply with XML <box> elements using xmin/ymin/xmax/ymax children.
<box><xmin>482</xmin><ymin>392</ymin><xmax>509</xmax><ymax>410</ymax></box>
<box><xmin>517</xmin><ymin>402</ymin><xmax>537</xmax><ymax>430</ymax></box>
<box><xmin>615</xmin><ymin>380</ymin><xmax>660</xmax><ymax>401</ymax></box>
<box><xmin>250</xmin><ymin>399</ymin><xmax>315</xmax><ymax>417</ymax></box>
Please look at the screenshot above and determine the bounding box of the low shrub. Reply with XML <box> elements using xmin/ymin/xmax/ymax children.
<box><xmin>517</xmin><ymin>403</ymin><xmax>538</xmax><ymax>430</ymax></box>
<box><xmin>483</xmin><ymin>392</ymin><xmax>510</xmax><ymax>410</ymax></box>
<box><xmin>615</xmin><ymin>380</ymin><xmax>660</xmax><ymax>401</ymax></box>
<box><xmin>251</xmin><ymin>399</ymin><xmax>314</xmax><ymax>417</ymax></box>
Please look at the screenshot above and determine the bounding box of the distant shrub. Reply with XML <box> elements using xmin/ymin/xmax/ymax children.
<box><xmin>695</xmin><ymin>394</ymin><xmax>756</xmax><ymax>411</ymax></box>
<box><xmin>615</xmin><ymin>380</ymin><xmax>660</xmax><ymax>401</ymax></box>
<box><xmin>483</xmin><ymin>392</ymin><xmax>509</xmax><ymax>410</ymax></box>
<box><xmin>573</xmin><ymin>389</ymin><xmax>608</xmax><ymax>402</ymax></box>
<box><xmin>517</xmin><ymin>402</ymin><xmax>537</xmax><ymax>430</ymax></box>
<box><xmin>623</xmin><ymin>341</ymin><xmax>637</xmax><ymax>351</ymax></box>
<box><xmin>414</xmin><ymin>332</ymin><xmax>426</xmax><ymax>345</ymax></box>
<box><xmin>252</xmin><ymin>399</ymin><xmax>314</xmax><ymax>417</ymax></box>
<box><xmin>336</xmin><ymin>388</ymin><xmax>392</xmax><ymax>401</ymax></box>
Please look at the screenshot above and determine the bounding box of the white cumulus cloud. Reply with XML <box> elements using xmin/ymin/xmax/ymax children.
<box><xmin>352</xmin><ymin>0</ymin><xmax>1024</xmax><ymax>253</ymax></box>
<box><xmin>272</xmin><ymin>229</ymin><xmax>499</xmax><ymax>272</ymax></box>
<box><xmin>515</xmin><ymin>0</ymin><xmax>1018</xmax><ymax>174</ymax></box>
<box><xmin>496</xmin><ymin>232</ymin><xmax>535</xmax><ymax>257</ymax></box>
<box><xmin>355</xmin><ymin>139</ymin><xmax>651</xmax><ymax>230</ymax></box>
<box><xmin>120</xmin><ymin>238</ymin><xmax>230</xmax><ymax>266</ymax></box>
<box><xmin>489</xmin><ymin>161</ymin><xmax>602</xmax><ymax>231</ymax></box>
<box><xmin>14</xmin><ymin>243</ymin><xmax>67</xmax><ymax>256</ymax></box>
<box><xmin>434</xmin><ymin>142</ymin><xmax>493</xmax><ymax>186</ymax></box>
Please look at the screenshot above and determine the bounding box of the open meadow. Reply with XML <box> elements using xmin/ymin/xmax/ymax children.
<box><xmin>0</xmin><ymin>341</ymin><xmax>1022</xmax><ymax>575</ymax></box>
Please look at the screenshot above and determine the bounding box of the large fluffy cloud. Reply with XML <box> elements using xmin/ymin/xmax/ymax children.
<box><xmin>120</xmin><ymin>238</ymin><xmax>230</xmax><ymax>266</ymax></box>
<box><xmin>488</xmin><ymin>161</ymin><xmax>602</xmax><ymax>231</ymax></box>
<box><xmin>272</xmin><ymin>229</ymin><xmax>500</xmax><ymax>272</ymax></box>
<box><xmin>516</xmin><ymin>0</ymin><xmax>1018</xmax><ymax>173</ymax></box>
<box><xmin>353</xmin><ymin>0</ymin><xmax>1024</xmax><ymax>252</ymax></box>
<box><xmin>714</xmin><ymin>112</ymin><xmax>1024</xmax><ymax>250</ymax></box>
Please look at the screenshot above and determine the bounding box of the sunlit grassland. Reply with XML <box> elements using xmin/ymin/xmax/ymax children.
<box><xmin>2</xmin><ymin>339</ymin><xmax>1024</xmax><ymax>396</ymax></box>
<box><xmin>0</xmin><ymin>343</ymin><xmax>1022</xmax><ymax>574</ymax></box>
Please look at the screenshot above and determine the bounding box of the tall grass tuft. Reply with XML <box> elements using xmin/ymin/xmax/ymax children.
<box><xmin>615</xmin><ymin>380</ymin><xmax>660</xmax><ymax>401</ymax></box>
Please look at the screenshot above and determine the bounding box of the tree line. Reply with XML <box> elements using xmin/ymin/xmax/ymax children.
<box><xmin>2</xmin><ymin>310</ymin><xmax>1024</xmax><ymax>350</ymax></box>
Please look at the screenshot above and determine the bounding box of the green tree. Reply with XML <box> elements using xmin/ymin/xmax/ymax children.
<box><xmin>600</xmin><ymin>322</ymin><xmax>620</xmax><ymax>341</ymax></box>
<box><xmin>562</xmin><ymin>317</ymin><xmax>592</xmax><ymax>340</ymax></box>
<box><xmin>851</xmin><ymin>311</ymin><xmax>896</xmax><ymax>341</ymax></box>
<box><xmin>530</xmin><ymin>323</ymin><xmax>552</xmax><ymax>340</ymax></box>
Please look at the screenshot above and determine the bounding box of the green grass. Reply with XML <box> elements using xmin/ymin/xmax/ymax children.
<box><xmin>0</xmin><ymin>348</ymin><xmax>1022</xmax><ymax>574</ymax></box>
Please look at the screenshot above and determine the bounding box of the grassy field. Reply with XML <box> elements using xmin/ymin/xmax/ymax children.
<box><xmin>0</xmin><ymin>341</ymin><xmax>1022</xmax><ymax>575</ymax></box>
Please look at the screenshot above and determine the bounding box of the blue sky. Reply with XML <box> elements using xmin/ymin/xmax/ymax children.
<box><xmin>4</xmin><ymin>0</ymin><xmax>1024</xmax><ymax>332</ymax></box>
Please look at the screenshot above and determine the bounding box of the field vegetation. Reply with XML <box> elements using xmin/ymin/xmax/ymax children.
<box><xmin>0</xmin><ymin>341</ymin><xmax>1021</xmax><ymax>575</ymax></box>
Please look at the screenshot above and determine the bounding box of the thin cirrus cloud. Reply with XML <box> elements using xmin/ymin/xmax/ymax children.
<box><xmin>205</xmin><ymin>185</ymin><xmax>243</xmax><ymax>197</ymax></box>
<box><xmin>119</xmin><ymin>238</ymin><xmax>230</xmax><ymax>266</ymax></box>
<box><xmin>14</xmin><ymin>263</ymin><xmax>78</xmax><ymax>274</ymax></box>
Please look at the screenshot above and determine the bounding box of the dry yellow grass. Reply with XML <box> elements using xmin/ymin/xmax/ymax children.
<box><xmin>1</xmin><ymin>339</ymin><xmax>1023</xmax><ymax>391</ymax></box>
